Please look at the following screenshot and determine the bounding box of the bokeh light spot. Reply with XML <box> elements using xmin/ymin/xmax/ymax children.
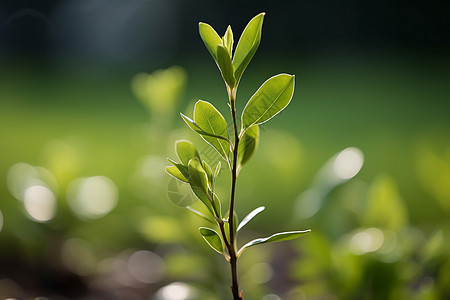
<box><xmin>67</xmin><ymin>176</ymin><xmax>118</xmax><ymax>219</ymax></box>
<box><xmin>7</xmin><ymin>163</ymin><xmax>57</xmax><ymax>201</ymax></box>
<box><xmin>23</xmin><ymin>185</ymin><xmax>57</xmax><ymax>222</ymax></box>
<box><xmin>250</xmin><ymin>262</ymin><xmax>273</xmax><ymax>284</ymax></box>
<box><xmin>262</xmin><ymin>294</ymin><xmax>281</xmax><ymax>300</ymax></box>
<box><xmin>128</xmin><ymin>250</ymin><xmax>165</xmax><ymax>284</ymax></box>
<box><xmin>350</xmin><ymin>228</ymin><xmax>384</xmax><ymax>255</ymax></box>
<box><xmin>333</xmin><ymin>147</ymin><xmax>364</xmax><ymax>180</ymax></box>
<box><xmin>157</xmin><ymin>282</ymin><xmax>191</xmax><ymax>300</ymax></box>
<box><xmin>295</xmin><ymin>189</ymin><xmax>323</xmax><ymax>219</ymax></box>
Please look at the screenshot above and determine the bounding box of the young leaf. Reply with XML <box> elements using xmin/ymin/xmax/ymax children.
<box><xmin>200</xmin><ymin>227</ymin><xmax>224</xmax><ymax>254</ymax></box>
<box><xmin>167</xmin><ymin>159</ymin><xmax>191</xmax><ymax>182</ymax></box>
<box><xmin>216</xmin><ymin>44</ymin><xmax>236</xmax><ymax>88</ymax></box>
<box><xmin>237</xmin><ymin>230</ymin><xmax>311</xmax><ymax>257</ymax></box>
<box><xmin>176</xmin><ymin>140</ymin><xmax>200</xmax><ymax>166</ymax></box>
<box><xmin>233</xmin><ymin>12</ymin><xmax>265</xmax><ymax>84</ymax></box>
<box><xmin>187</xmin><ymin>206</ymin><xmax>215</xmax><ymax>224</ymax></box>
<box><xmin>182</xmin><ymin>100</ymin><xmax>231</xmax><ymax>160</ymax></box>
<box><xmin>180</xmin><ymin>113</ymin><xmax>230</xmax><ymax>142</ymax></box>
<box><xmin>222</xmin><ymin>25</ymin><xmax>234</xmax><ymax>56</ymax></box>
<box><xmin>199</xmin><ymin>22</ymin><xmax>222</xmax><ymax>61</ymax></box>
<box><xmin>188</xmin><ymin>157</ymin><xmax>209</xmax><ymax>193</ymax></box>
<box><xmin>202</xmin><ymin>160</ymin><xmax>213</xmax><ymax>189</ymax></box>
<box><xmin>237</xmin><ymin>125</ymin><xmax>259</xmax><ymax>169</ymax></box>
<box><xmin>241</xmin><ymin>74</ymin><xmax>295</xmax><ymax>130</ymax></box>
<box><xmin>212</xmin><ymin>192</ymin><xmax>222</xmax><ymax>218</ymax></box>
<box><xmin>190</xmin><ymin>185</ymin><xmax>216</xmax><ymax>217</ymax></box>
<box><xmin>214</xmin><ymin>161</ymin><xmax>221</xmax><ymax>179</ymax></box>
<box><xmin>187</xmin><ymin>158</ymin><xmax>222</xmax><ymax>218</ymax></box>
<box><xmin>165</xmin><ymin>165</ymin><xmax>189</xmax><ymax>183</ymax></box>
<box><xmin>236</xmin><ymin>206</ymin><xmax>265</xmax><ymax>232</ymax></box>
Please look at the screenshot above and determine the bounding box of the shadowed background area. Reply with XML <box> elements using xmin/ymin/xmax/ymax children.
<box><xmin>1</xmin><ymin>0</ymin><xmax>450</xmax><ymax>299</ymax></box>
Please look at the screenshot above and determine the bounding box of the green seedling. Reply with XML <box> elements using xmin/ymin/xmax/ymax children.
<box><xmin>166</xmin><ymin>12</ymin><xmax>310</xmax><ymax>299</ymax></box>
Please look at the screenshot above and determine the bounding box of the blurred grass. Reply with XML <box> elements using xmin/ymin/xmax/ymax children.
<box><xmin>2</xmin><ymin>52</ymin><xmax>450</xmax><ymax>222</ymax></box>
<box><xmin>0</xmin><ymin>50</ymin><xmax>450</xmax><ymax>298</ymax></box>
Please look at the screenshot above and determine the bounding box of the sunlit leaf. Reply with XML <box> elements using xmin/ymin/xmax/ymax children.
<box><xmin>190</xmin><ymin>185</ymin><xmax>215</xmax><ymax>217</ymax></box>
<box><xmin>180</xmin><ymin>113</ymin><xmax>230</xmax><ymax>142</ymax></box>
<box><xmin>176</xmin><ymin>140</ymin><xmax>200</xmax><ymax>166</ymax></box>
<box><xmin>200</xmin><ymin>227</ymin><xmax>224</xmax><ymax>254</ymax></box>
<box><xmin>181</xmin><ymin>100</ymin><xmax>230</xmax><ymax>160</ymax></box>
<box><xmin>187</xmin><ymin>206</ymin><xmax>215</xmax><ymax>224</ymax></box>
<box><xmin>241</xmin><ymin>74</ymin><xmax>295</xmax><ymax>130</ymax></box>
<box><xmin>222</xmin><ymin>25</ymin><xmax>234</xmax><ymax>56</ymax></box>
<box><xmin>217</xmin><ymin>44</ymin><xmax>236</xmax><ymax>88</ymax></box>
<box><xmin>199</xmin><ymin>22</ymin><xmax>222</xmax><ymax>61</ymax></box>
<box><xmin>237</xmin><ymin>125</ymin><xmax>259</xmax><ymax>169</ymax></box>
<box><xmin>167</xmin><ymin>159</ymin><xmax>190</xmax><ymax>182</ymax></box>
<box><xmin>188</xmin><ymin>158</ymin><xmax>208</xmax><ymax>193</ymax></box>
<box><xmin>233</xmin><ymin>12</ymin><xmax>265</xmax><ymax>83</ymax></box>
<box><xmin>202</xmin><ymin>160</ymin><xmax>213</xmax><ymax>189</ymax></box>
<box><xmin>214</xmin><ymin>161</ymin><xmax>221</xmax><ymax>179</ymax></box>
<box><xmin>187</xmin><ymin>158</ymin><xmax>221</xmax><ymax>218</ymax></box>
<box><xmin>165</xmin><ymin>166</ymin><xmax>189</xmax><ymax>183</ymax></box>
<box><xmin>237</xmin><ymin>230</ymin><xmax>311</xmax><ymax>257</ymax></box>
<box><xmin>212</xmin><ymin>192</ymin><xmax>222</xmax><ymax>219</ymax></box>
<box><xmin>236</xmin><ymin>206</ymin><xmax>265</xmax><ymax>232</ymax></box>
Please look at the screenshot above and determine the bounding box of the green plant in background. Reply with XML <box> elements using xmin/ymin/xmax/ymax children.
<box><xmin>165</xmin><ymin>13</ymin><xmax>310</xmax><ymax>299</ymax></box>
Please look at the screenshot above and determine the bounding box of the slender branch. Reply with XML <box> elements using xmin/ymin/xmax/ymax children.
<box><xmin>228</xmin><ymin>86</ymin><xmax>242</xmax><ymax>300</ymax></box>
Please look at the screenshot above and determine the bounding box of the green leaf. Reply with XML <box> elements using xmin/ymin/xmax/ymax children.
<box><xmin>236</xmin><ymin>206</ymin><xmax>265</xmax><ymax>232</ymax></box>
<box><xmin>241</xmin><ymin>74</ymin><xmax>295</xmax><ymax>129</ymax></box>
<box><xmin>188</xmin><ymin>158</ymin><xmax>208</xmax><ymax>194</ymax></box>
<box><xmin>222</xmin><ymin>25</ymin><xmax>234</xmax><ymax>56</ymax></box>
<box><xmin>167</xmin><ymin>159</ymin><xmax>191</xmax><ymax>182</ymax></box>
<box><xmin>165</xmin><ymin>165</ymin><xmax>189</xmax><ymax>183</ymax></box>
<box><xmin>199</xmin><ymin>22</ymin><xmax>222</xmax><ymax>61</ymax></box>
<box><xmin>187</xmin><ymin>158</ymin><xmax>221</xmax><ymax>218</ymax></box>
<box><xmin>233</xmin><ymin>12</ymin><xmax>265</xmax><ymax>83</ymax></box>
<box><xmin>216</xmin><ymin>44</ymin><xmax>236</xmax><ymax>88</ymax></box>
<box><xmin>200</xmin><ymin>227</ymin><xmax>224</xmax><ymax>254</ymax></box>
<box><xmin>214</xmin><ymin>161</ymin><xmax>221</xmax><ymax>179</ymax></box>
<box><xmin>202</xmin><ymin>160</ymin><xmax>213</xmax><ymax>189</ymax></box>
<box><xmin>186</xmin><ymin>206</ymin><xmax>215</xmax><ymax>224</ymax></box>
<box><xmin>176</xmin><ymin>140</ymin><xmax>200</xmax><ymax>166</ymax></box>
<box><xmin>237</xmin><ymin>230</ymin><xmax>311</xmax><ymax>257</ymax></box>
<box><xmin>190</xmin><ymin>186</ymin><xmax>215</xmax><ymax>217</ymax></box>
<box><xmin>212</xmin><ymin>192</ymin><xmax>222</xmax><ymax>218</ymax></box>
<box><xmin>237</xmin><ymin>125</ymin><xmax>259</xmax><ymax>169</ymax></box>
<box><xmin>180</xmin><ymin>113</ymin><xmax>230</xmax><ymax>142</ymax></box>
<box><xmin>181</xmin><ymin>100</ymin><xmax>231</xmax><ymax>160</ymax></box>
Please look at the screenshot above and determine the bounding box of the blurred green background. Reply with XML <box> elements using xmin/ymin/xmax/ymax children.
<box><xmin>1</xmin><ymin>0</ymin><xmax>450</xmax><ymax>299</ymax></box>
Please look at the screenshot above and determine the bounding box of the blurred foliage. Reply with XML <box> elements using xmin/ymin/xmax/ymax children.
<box><xmin>0</xmin><ymin>52</ymin><xmax>450</xmax><ymax>299</ymax></box>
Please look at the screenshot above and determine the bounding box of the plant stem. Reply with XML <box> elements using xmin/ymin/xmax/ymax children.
<box><xmin>228</xmin><ymin>87</ymin><xmax>242</xmax><ymax>300</ymax></box>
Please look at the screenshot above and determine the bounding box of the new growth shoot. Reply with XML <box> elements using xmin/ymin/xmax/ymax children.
<box><xmin>165</xmin><ymin>12</ymin><xmax>310</xmax><ymax>300</ymax></box>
